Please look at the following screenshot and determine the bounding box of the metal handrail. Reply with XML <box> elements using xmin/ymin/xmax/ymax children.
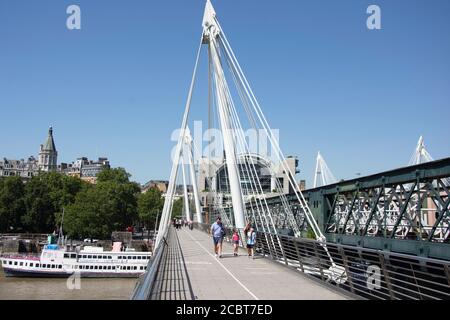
<box><xmin>131</xmin><ymin>235</ymin><xmax>168</xmax><ymax>300</ymax></box>
<box><xmin>194</xmin><ymin>222</ymin><xmax>450</xmax><ymax>300</ymax></box>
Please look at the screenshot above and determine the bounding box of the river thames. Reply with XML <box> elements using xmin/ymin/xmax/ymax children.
<box><xmin>0</xmin><ymin>266</ymin><xmax>137</xmax><ymax>299</ymax></box>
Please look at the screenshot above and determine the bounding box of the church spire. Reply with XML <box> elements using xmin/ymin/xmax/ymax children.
<box><xmin>38</xmin><ymin>126</ymin><xmax>58</xmax><ymax>171</ymax></box>
<box><xmin>43</xmin><ymin>126</ymin><xmax>57</xmax><ymax>151</ymax></box>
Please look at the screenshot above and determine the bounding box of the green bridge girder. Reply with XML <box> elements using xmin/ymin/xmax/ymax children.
<box><xmin>260</xmin><ymin>157</ymin><xmax>450</xmax><ymax>261</ymax></box>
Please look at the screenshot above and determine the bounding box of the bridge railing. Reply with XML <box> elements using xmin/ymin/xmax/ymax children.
<box><xmin>131</xmin><ymin>231</ymin><xmax>168</xmax><ymax>300</ymax></box>
<box><xmin>194</xmin><ymin>222</ymin><xmax>450</xmax><ymax>300</ymax></box>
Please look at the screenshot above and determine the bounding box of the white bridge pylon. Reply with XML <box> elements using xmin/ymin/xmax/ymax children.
<box><xmin>313</xmin><ymin>151</ymin><xmax>337</xmax><ymax>188</ymax></box>
<box><xmin>157</xmin><ymin>0</ymin><xmax>338</xmax><ymax>267</ymax></box>
<box><xmin>409</xmin><ymin>136</ymin><xmax>433</xmax><ymax>166</ymax></box>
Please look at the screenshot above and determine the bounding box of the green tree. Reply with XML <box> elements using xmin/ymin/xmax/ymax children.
<box><xmin>171</xmin><ymin>198</ymin><xmax>183</xmax><ymax>218</ymax></box>
<box><xmin>22</xmin><ymin>175</ymin><xmax>55</xmax><ymax>233</ymax></box>
<box><xmin>97</xmin><ymin>167</ymin><xmax>131</xmax><ymax>184</ymax></box>
<box><xmin>21</xmin><ymin>172</ymin><xmax>86</xmax><ymax>233</ymax></box>
<box><xmin>138</xmin><ymin>187</ymin><xmax>164</xmax><ymax>232</ymax></box>
<box><xmin>0</xmin><ymin>176</ymin><xmax>26</xmax><ymax>232</ymax></box>
<box><xmin>64</xmin><ymin>169</ymin><xmax>140</xmax><ymax>239</ymax></box>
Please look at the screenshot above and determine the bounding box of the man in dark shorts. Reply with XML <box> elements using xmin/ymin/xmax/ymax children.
<box><xmin>210</xmin><ymin>217</ymin><xmax>225</xmax><ymax>258</ymax></box>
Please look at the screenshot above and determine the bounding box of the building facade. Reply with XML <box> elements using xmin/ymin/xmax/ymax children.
<box><xmin>0</xmin><ymin>127</ymin><xmax>110</xmax><ymax>183</ymax></box>
<box><xmin>197</xmin><ymin>154</ymin><xmax>301</xmax><ymax>209</ymax></box>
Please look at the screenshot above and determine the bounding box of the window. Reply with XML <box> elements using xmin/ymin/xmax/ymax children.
<box><xmin>140</xmin><ymin>266</ymin><xmax>143</xmax><ymax>270</ymax></box>
<box><xmin>14</xmin><ymin>261</ymin><xmax>18</xmax><ymax>266</ymax></box>
<box><xmin>108</xmin><ymin>256</ymin><xmax>112</xmax><ymax>259</ymax></box>
<box><xmin>90</xmin><ymin>265</ymin><xmax>94</xmax><ymax>270</ymax></box>
<box><xmin>51</xmin><ymin>265</ymin><xmax>55</xmax><ymax>269</ymax></box>
<box><xmin>30</xmin><ymin>263</ymin><xmax>34</xmax><ymax>267</ymax></box>
<box><xmin>107</xmin><ymin>266</ymin><xmax>111</xmax><ymax>270</ymax></box>
<box><xmin>82</xmin><ymin>255</ymin><xmax>87</xmax><ymax>259</ymax></box>
<box><xmin>118</xmin><ymin>256</ymin><xmax>122</xmax><ymax>259</ymax></box>
<box><xmin>94</xmin><ymin>266</ymin><xmax>98</xmax><ymax>270</ymax></box>
<box><xmin>19</xmin><ymin>262</ymin><xmax>23</xmax><ymax>266</ymax></box>
<box><xmin>58</xmin><ymin>265</ymin><xmax>62</xmax><ymax>269</ymax></box>
<box><xmin>36</xmin><ymin>263</ymin><xmax>40</xmax><ymax>268</ymax></box>
<box><xmin>128</xmin><ymin>256</ymin><xmax>132</xmax><ymax>260</ymax></box>
<box><xmin>70</xmin><ymin>254</ymin><xmax>76</xmax><ymax>259</ymax></box>
<box><xmin>64</xmin><ymin>254</ymin><xmax>69</xmax><ymax>258</ymax></box>
<box><xmin>137</xmin><ymin>256</ymin><xmax>142</xmax><ymax>260</ymax></box>
<box><xmin>132</xmin><ymin>256</ymin><xmax>136</xmax><ymax>260</ymax></box>
<box><xmin>93</xmin><ymin>255</ymin><xmax>97</xmax><ymax>259</ymax></box>
<box><xmin>134</xmin><ymin>266</ymin><xmax>137</xmax><ymax>270</ymax></box>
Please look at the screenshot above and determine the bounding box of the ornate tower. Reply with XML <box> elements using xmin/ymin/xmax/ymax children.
<box><xmin>38</xmin><ymin>126</ymin><xmax>58</xmax><ymax>172</ymax></box>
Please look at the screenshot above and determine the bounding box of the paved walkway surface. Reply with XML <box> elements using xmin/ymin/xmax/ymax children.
<box><xmin>176</xmin><ymin>227</ymin><xmax>350</xmax><ymax>300</ymax></box>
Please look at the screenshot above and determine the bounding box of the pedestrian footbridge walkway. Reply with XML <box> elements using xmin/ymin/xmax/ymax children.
<box><xmin>169</xmin><ymin>227</ymin><xmax>350</xmax><ymax>300</ymax></box>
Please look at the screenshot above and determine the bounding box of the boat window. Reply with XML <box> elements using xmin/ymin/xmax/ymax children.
<box><xmin>132</xmin><ymin>256</ymin><xmax>136</xmax><ymax>260</ymax></box>
<box><xmin>112</xmin><ymin>266</ymin><xmax>116</xmax><ymax>270</ymax></box>
<box><xmin>137</xmin><ymin>256</ymin><xmax>142</xmax><ymax>260</ymax></box>
<box><xmin>36</xmin><ymin>263</ymin><xmax>40</xmax><ymax>267</ymax></box>
<box><xmin>19</xmin><ymin>262</ymin><xmax>23</xmax><ymax>266</ymax></box>
<box><xmin>93</xmin><ymin>255</ymin><xmax>97</xmax><ymax>259</ymax></box>
<box><xmin>14</xmin><ymin>261</ymin><xmax>18</xmax><ymax>266</ymax></box>
<box><xmin>108</xmin><ymin>256</ymin><xmax>112</xmax><ymax>259</ymax></box>
<box><xmin>118</xmin><ymin>256</ymin><xmax>122</xmax><ymax>259</ymax></box>
<box><xmin>71</xmin><ymin>254</ymin><xmax>76</xmax><ymax>259</ymax></box>
<box><xmin>94</xmin><ymin>265</ymin><xmax>98</xmax><ymax>270</ymax></box>
<box><xmin>88</xmin><ymin>255</ymin><xmax>92</xmax><ymax>259</ymax></box>
<box><xmin>107</xmin><ymin>266</ymin><xmax>111</xmax><ymax>270</ymax></box>
<box><xmin>128</xmin><ymin>256</ymin><xmax>132</xmax><ymax>260</ymax></box>
<box><xmin>90</xmin><ymin>265</ymin><xmax>94</xmax><ymax>269</ymax></box>
<box><xmin>134</xmin><ymin>266</ymin><xmax>137</xmax><ymax>270</ymax></box>
<box><xmin>8</xmin><ymin>261</ymin><xmax>12</xmax><ymax>265</ymax></box>
<box><xmin>58</xmin><ymin>265</ymin><xmax>62</xmax><ymax>269</ymax></box>
<box><xmin>51</xmin><ymin>264</ymin><xmax>55</xmax><ymax>269</ymax></box>
<box><xmin>64</xmin><ymin>253</ymin><xmax>69</xmax><ymax>258</ymax></box>
<box><xmin>30</xmin><ymin>263</ymin><xmax>34</xmax><ymax>267</ymax></box>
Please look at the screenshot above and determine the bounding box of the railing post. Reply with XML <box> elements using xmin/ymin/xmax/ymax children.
<box><xmin>313</xmin><ymin>241</ymin><xmax>325</xmax><ymax>281</ymax></box>
<box><xmin>378</xmin><ymin>252</ymin><xmax>395</xmax><ymax>300</ymax></box>
<box><xmin>339</xmin><ymin>247</ymin><xmax>355</xmax><ymax>294</ymax></box>
<box><xmin>293</xmin><ymin>238</ymin><xmax>304</xmax><ymax>273</ymax></box>
<box><xmin>280</xmin><ymin>236</ymin><xmax>289</xmax><ymax>266</ymax></box>
<box><xmin>444</xmin><ymin>264</ymin><xmax>450</xmax><ymax>287</ymax></box>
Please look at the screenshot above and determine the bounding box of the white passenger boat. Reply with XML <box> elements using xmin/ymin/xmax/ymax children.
<box><xmin>0</xmin><ymin>243</ymin><xmax>152</xmax><ymax>278</ymax></box>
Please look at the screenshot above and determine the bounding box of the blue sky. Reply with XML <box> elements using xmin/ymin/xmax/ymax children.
<box><xmin>0</xmin><ymin>0</ymin><xmax>449</xmax><ymax>187</ymax></box>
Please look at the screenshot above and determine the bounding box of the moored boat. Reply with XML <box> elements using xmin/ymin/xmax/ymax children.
<box><xmin>0</xmin><ymin>243</ymin><xmax>151</xmax><ymax>278</ymax></box>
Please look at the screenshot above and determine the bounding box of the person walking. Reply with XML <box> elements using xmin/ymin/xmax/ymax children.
<box><xmin>210</xmin><ymin>217</ymin><xmax>225</xmax><ymax>258</ymax></box>
<box><xmin>232</xmin><ymin>229</ymin><xmax>240</xmax><ymax>256</ymax></box>
<box><xmin>246</xmin><ymin>227</ymin><xmax>256</xmax><ymax>259</ymax></box>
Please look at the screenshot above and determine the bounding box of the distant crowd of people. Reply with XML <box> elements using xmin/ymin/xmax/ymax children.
<box><xmin>172</xmin><ymin>218</ymin><xmax>193</xmax><ymax>230</ymax></box>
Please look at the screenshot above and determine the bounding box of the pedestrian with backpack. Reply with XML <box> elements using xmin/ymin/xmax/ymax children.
<box><xmin>246</xmin><ymin>227</ymin><xmax>256</xmax><ymax>259</ymax></box>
